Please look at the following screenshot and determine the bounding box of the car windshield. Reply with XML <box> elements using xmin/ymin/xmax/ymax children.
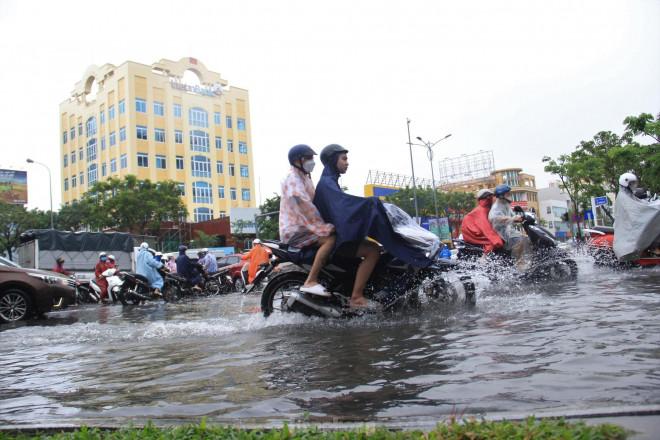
<box><xmin>0</xmin><ymin>256</ymin><xmax>20</xmax><ymax>267</ymax></box>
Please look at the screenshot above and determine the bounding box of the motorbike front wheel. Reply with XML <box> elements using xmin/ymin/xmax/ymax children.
<box><xmin>260</xmin><ymin>271</ymin><xmax>308</xmax><ymax>317</ymax></box>
<box><xmin>205</xmin><ymin>278</ymin><xmax>221</xmax><ymax>295</ymax></box>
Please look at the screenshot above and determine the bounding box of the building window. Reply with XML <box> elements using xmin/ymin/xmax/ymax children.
<box><xmin>546</xmin><ymin>206</ymin><xmax>552</xmax><ymax>214</ymax></box>
<box><xmin>101</xmin><ymin>162</ymin><xmax>107</xmax><ymax>177</ymax></box>
<box><xmin>121</xmin><ymin>153</ymin><xmax>127</xmax><ymax>169</ymax></box>
<box><xmin>176</xmin><ymin>156</ymin><xmax>184</xmax><ymax>170</ymax></box>
<box><xmin>70</xmin><ymin>151</ymin><xmax>76</xmax><ymax>164</ymax></box>
<box><xmin>63</xmin><ymin>131</ymin><xmax>68</xmax><ymax>144</ymax></box>
<box><xmin>189</xmin><ymin>107</ymin><xmax>209</xmax><ymax>128</ymax></box>
<box><xmin>156</xmin><ymin>155</ymin><xmax>166</xmax><ymax>169</ymax></box>
<box><xmin>173</xmin><ymin>103</ymin><xmax>182</xmax><ymax>118</ymax></box>
<box><xmin>175</xmin><ymin>130</ymin><xmax>183</xmax><ymax>144</ymax></box>
<box><xmin>178</xmin><ymin>182</ymin><xmax>185</xmax><ymax>196</ymax></box>
<box><xmin>137</xmin><ymin>125</ymin><xmax>148</xmax><ymax>140</ymax></box>
<box><xmin>137</xmin><ymin>153</ymin><xmax>149</xmax><ymax>167</ymax></box>
<box><xmin>71</xmin><ymin>174</ymin><xmax>77</xmax><ymax>188</ymax></box>
<box><xmin>110</xmin><ymin>131</ymin><xmax>116</xmax><ymax>146</ymax></box>
<box><xmin>226</xmin><ymin>116</ymin><xmax>232</xmax><ymax>128</ymax></box>
<box><xmin>215</xmin><ymin>137</ymin><xmax>222</xmax><ymax>149</ymax></box>
<box><xmin>79</xmin><ymin>172</ymin><xmax>84</xmax><ymax>185</ymax></box>
<box><xmin>216</xmin><ymin>161</ymin><xmax>223</xmax><ymax>174</ymax></box>
<box><xmin>70</xmin><ymin>127</ymin><xmax>75</xmax><ymax>140</ymax></box>
<box><xmin>154</xmin><ymin>101</ymin><xmax>164</xmax><ymax>116</ymax></box>
<box><xmin>120</xmin><ymin>126</ymin><xmax>126</xmax><ymax>142</ymax></box>
<box><xmin>119</xmin><ymin>99</ymin><xmax>126</xmax><ymax>115</ymax></box>
<box><xmin>194</xmin><ymin>207</ymin><xmax>213</xmax><ymax>223</ymax></box>
<box><xmin>214</xmin><ymin>112</ymin><xmax>221</xmax><ymax>125</ymax></box>
<box><xmin>548</xmin><ymin>221</ymin><xmax>554</xmax><ymax>229</ymax></box>
<box><xmin>239</xmin><ymin>142</ymin><xmax>247</xmax><ymax>154</ymax></box>
<box><xmin>86</xmin><ymin>117</ymin><xmax>97</xmax><ymax>137</ymax></box>
<box><xmin>228</xmin><ymin>163</ymin><xmax>235</xmax><ymax>176</ymax></box>
<box><xmin>190</xmin><ymin>130</ymin><xmax>210</xmax><ymax>152</ymax></box>
<box><xmin>191</xmin><ymin>155</ymin><xmax>211</xmax><ymax>178</ymax></box>
<box><xmin>230</xmin><ymin>187</ymin><xmax>237</xmax><ymax>200</ymax></box>
<box><xmin>100</xmin><ymin>110</ymin><xmax>105</xmax><ymax>124</ymax></box>
<box><xmin>86</xmin><ymin>138</ymin><xmax>97</xmax><ymax>161</ymax></box>
<box><xmin>219</xmin><ymin>210</ymin><xmax>227</xmax><ymax>218</ymax></box>
<box><xmin>110</xmin><ymin>158</ymin><xmax>117</xmax><ymax>173</ymax></box>
<box><xmin>240</xmin><ymin>165</ymin><xmax>249</xmax><ymax>178</ymax></box>
<box><xmin>64</xmin><ymin>178</ymin><xmax>69</xmax><ymax>191</ymax></box>
<box><xmin>227</xmin><ymin>139</ymin><xmax>233</xmax><ymax>152</ymax></box>
<box><xmin>242</xmin><ymin>188</ymin><xmax>250</xmax><ymax>201</ymax></box>
<box><xmin>218</xmin><ymin>186</ymin><xmax>225</xmax><ymax>199</ymax></box>
<box><xmin>192</xmin><ymin>181</ymin><xmax>213</xmax><ymax>204</ymax></box>
<box><xmin>87</xmin><ymin>164</ymin><xmax>98</xmax><ymax>187</ymax></box>
<box><xmin>78</xmin><ymin>123</ymin><xmax>82</xmax><ymax>136</ymax></box>
<box><xmin>237</xmin><ymin>118</ymin><xmax>246</xmax><ymax>131</ymax></box>
<box><xmin>78</xmin><ymin>148</ymin><xmax>83</xmax><ymax>161</ymax></box>
<box><xmin>109</xmin><ymin>104</ymin><xmax>115</xmax><ymax>120</ymax></box>
<box><xmin>63</xmin><ymin>154</ymin><xmax>68</xmax><ymax>168</ymax></box>
<box><xmin>101</xmin><ymin>136</ymin><xmax>106</xmax><ymax>151</ymax></box>
<box><xmin>155</xmin><ymin>128</ymin><xmax>165</xmax><ymax>143</ymax></box>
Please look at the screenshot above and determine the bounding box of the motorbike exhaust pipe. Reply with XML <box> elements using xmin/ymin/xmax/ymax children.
<box><xmin>287</xmin><ymin>292</ymin><xmax>342</xmax><ymax>318</ymax></box>
<box><xmin>128</xmin><ymin>289</ymin><xmax>152</xmax><ymax>300</ymax></box>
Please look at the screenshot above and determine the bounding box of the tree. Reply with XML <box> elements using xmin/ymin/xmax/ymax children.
<box><xmin>256</xmin><ymin>194</ymin><xmax>280</xmax><ymax>240</ymax></box>
<box><xmin>620</xmin><ymin>112</ymin><xmax>660</xmax><ymax>192</ymax></box>
<box><xmin>384</xmin><ymin>186</ymin><xmax>436</xmax><ymax>219</ymax></box>
<box><xmin>231</xmin><ymin>219</ymin><xmax>253</xmax><ymax>252</ymax></box>
<box><xmin>84</xmin><ymin>175</ymin><xmax>188</xmax><ymax>234</ymax></box>
<box><xmin>0</xmin><ymin>203</ymin><xmax>50</xmax><ymax>260</ymax></box>
<box><xmin>192</xmin><ymin>231</ymin><xmax>219</xmax><ymax>248</ymax></box>
<box><xmin>55</xmin><ymin>199</ymin><xmax>95</xmax><ymax>231</ymax></box>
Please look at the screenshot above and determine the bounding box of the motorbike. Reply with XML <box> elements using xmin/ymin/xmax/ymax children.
<box><xmin>242</xmin><ymin>258</ymin><xmax>279</xmax><ymax>294</ymax></box>
<box><xmin>90</xmin><ymin>268</ymin><xmax>165</xmax><ymax>305</ymax></box>
<box><xmin>584</xmin><ymin>226</ymin><xmax>660</xmax><ymax>268</ymax></box>
<box><xmin>204</xmin><ymin>267</ymin><xmax>234</xmax><ymax>295</ymax></box>
<box><xmin>72</xmin><ymin>278</ymin><xmax>98</xmax><ymax>304</ymax></box>
<box><xmin>454</xmin><ymin>206</ymin><xmax>578</xmax><ymax>282</ymax></box>
<box><xmin>258</xmin><ymin>238</ymin><xmax>475</xmax><ymax>318</ymax></box>
<box><xmin>160</xmin><ymin>268</ymin><xmax>219</xmax><ymax>301</ymax></box>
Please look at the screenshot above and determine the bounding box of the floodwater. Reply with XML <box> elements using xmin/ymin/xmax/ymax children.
<box><xmin>1</xmin><ymin>256</ymin><xmax>659</xmax><ymax>427</ymax></box>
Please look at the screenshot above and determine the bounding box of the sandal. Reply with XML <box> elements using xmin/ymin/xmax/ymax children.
<box><xmin>349</xmin><ymin>299</ymin><xmax>382</xmax><ymax>312</ymax></box>
<box><xmin>300</xmin><ymin>284</ymin><xmax>331</xmax><ymax>297</ymax></box>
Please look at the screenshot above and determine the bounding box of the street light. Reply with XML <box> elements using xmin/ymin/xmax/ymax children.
<box><xmin>26</xmin><ymin>158</ymin><xmax>54</xmax><ymax>229</ymax></box>
<box><xmin>411</xmin><ymin>134</ymin><xmax>452</xmax><ymax>237</ymax></box>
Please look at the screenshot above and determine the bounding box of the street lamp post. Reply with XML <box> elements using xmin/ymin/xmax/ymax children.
<box><xmin>406</xmin><ymin>119</ymin><xmax>420</xmax><ymax>224</ymax></box>
<box><xmin>411</xmin><ymin>134</ymin><xmax>452</xmax><ymax>237</ymax></box>
<box><xmin>26</xmin><ymin>158</ymin><xmax>54</xmax><ymax>229</ymax></box>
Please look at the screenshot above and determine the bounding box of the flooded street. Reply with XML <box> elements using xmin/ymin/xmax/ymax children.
<box><xmin>1</xmin><ymin>258</ymin><xmax>659</xmax><ymax>427</ymax></box>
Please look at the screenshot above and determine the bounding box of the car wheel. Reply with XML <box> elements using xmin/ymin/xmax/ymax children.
<box><xmin>0</xmin><ymin>289</ymin><xmax>33</xmax><ymax>322</ymax></box>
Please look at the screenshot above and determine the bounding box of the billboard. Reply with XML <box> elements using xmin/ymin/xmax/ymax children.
<box><xmin>0</xmin><ymin>169</ymin><xmax>27</xmax><ymax>204</ymax></box>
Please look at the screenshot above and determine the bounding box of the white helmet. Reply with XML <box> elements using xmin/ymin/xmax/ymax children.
<box><xmin>99</xmin><ymin>251</ymin><xmax>107</xmax><ymax>257</ymax></box>
<box><xmin>202</xmin><ymin>248</ymin><xmax>209</xmax><ymax>253</ymax></box>
<box><xmin>619</xmin><ymin>173</ymin><xmax>638</xmax><ymax>188</ymax></box>
<box><xmin>155</xmin><ymin>252</ymin><xmax>163</xmax><ymax>257</ymax></box>
<box><xmin>108</xmin><ymin>254</ymin><xmax>116</xmax><ymax>261</ymax></box>
<box><xmin>140</xmin><ymin>242</ymin><xmax>149</xmax><ymax>249</ymax></box>
<box><xmin>253</xmin><ymin>238</ymin><xmax>261</xmax><ymax>244</ymax></box>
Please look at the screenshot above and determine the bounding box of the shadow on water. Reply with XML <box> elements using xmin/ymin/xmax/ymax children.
<box><xmin>0</xmin><ymin>258</ymin><xmax>658</xmax><ymax>425</ymax></box>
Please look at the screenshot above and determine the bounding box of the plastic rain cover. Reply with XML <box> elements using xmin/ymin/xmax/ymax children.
<box><xmin>613</xmin><ymin>188</ymin><xmax>660</xmax><ymax>261</ymax></box>
<box><xmin>382</xmin><ymin>203</ymin><xmax>441</xmax><ymax>258</ymax></box>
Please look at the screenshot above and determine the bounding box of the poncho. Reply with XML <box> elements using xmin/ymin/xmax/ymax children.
<box><xmin>488</xmin><ymin>199</ymin><xmax>523</xmax><ymax>250</ymax></box>
<box><xmin>613</xmin><ymin>188</ymin><xmax>660</xmax><ymax>261</ymax></box>
<box><xmin>461</xmin><ymin>198</ymin><xmax>503</xmax><ymax>253</ymax></box>
<box><xmin>136</xmin><ymin>247</ymin><xmax>164</xmax><ymax>290</ymax></box>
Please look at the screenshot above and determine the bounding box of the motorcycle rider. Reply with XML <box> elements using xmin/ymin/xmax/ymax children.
<box><xmin>176</xmin><ymin>245</ymin><xmax>203</xmax><ymax>290</ymax></box>
<box><xmin>94</xmin><ymin>252</ymin><xmax>110</xmax><ymax>303</ymax></box>
<box><xmin>461</xmin><ymin>189</ymin><xmax>504</xmax><ymax>259</ymax></box>
<box><xmin>614</xmin><ymin>173</ymin><xmax>660</xmax><ymax>259</ymax></box>
<box><xmin>314</xmin><ymin>144</ymin><xmax>435</xmax><ymax>310</ymax></box>
<box><xmin>136</xmin><ymin>243</ymin><xmax>163</xmax><ymax>296</ymax></box>
<box><xmin>487</xmin><ymin>184</ymin><xmax>532</xmax><ymax>269</ymax></box>
<box><xmin>52</xmin><ymin>257</ymin><xmax>73</xmax><ymax>276</ymax></box>
<box><xmin>279</xmin><ymin>144</ymin><xmax>336</xmax><ymax>297</ymax></box>
<box><xmin>201</xmin><ymin>248</ymin><xmax>218</xmax><ymax>274</ymax></box>
<box><xmin>241</xmin><ymin>239</ymin><xmax>270</xmax><ymax>289</ymax></box>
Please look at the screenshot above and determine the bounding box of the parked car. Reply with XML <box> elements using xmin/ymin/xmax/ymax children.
<box><xmin>217</xmin><ymin>254</ymin><xmax>244</xmax><ymax>269</ymax></box>
<box><xmin>0</xmin><ymin>266</ymin><xmax>77</xmax><ymax>323</ymax></box>
<box><xmin>222</xmin><ymin>258</ymin><xmax>248</xmax><ymax>291</ymax></box>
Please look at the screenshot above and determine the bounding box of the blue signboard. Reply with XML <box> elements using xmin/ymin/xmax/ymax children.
<box><xmin>594</xmin><ymin>196</ymin><xmax>608</xmax><ymax>206</ymax></box>
<box><xmin>584</xmin><ymin>210</ymin><xmax>594</xmax><ymax>221</ymax></box>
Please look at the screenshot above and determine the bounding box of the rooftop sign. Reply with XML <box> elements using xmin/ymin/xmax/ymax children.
<box><xmin>169</xmin><ymin>80</ymin><xmax>222</xmax><ymax>97</ymax></box>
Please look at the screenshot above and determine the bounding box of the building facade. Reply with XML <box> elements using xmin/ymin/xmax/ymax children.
<box><xmin>537</xmin><ymin>186</ymin><xmax>571</xmax><ymax>240</ymax></box>
<box><xmin>59</xmin><ymin>57</ymin><xmax>255</xmax><ymax>222</ymax></box>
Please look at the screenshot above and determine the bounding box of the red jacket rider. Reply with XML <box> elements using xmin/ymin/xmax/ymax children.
<box><xmin>461</xmin><ymin>189</ymin><xmax>504</xmax><ymax>254</ymax></box>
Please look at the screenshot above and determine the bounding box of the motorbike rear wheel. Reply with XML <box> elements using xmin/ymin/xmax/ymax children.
<box><xmin>260</xmin><ymin>271</ymin><xmax>308</xmax><ymax>317</ymax></box>
<box><xmin>205</xmin><ymin>278</ymin><xmax>221</xmax><ymax>295</ymax></box>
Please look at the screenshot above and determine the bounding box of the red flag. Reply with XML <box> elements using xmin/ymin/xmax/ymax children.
<box><xmin>189</xmin><ymin>57</ymin><xmax>198</xmax><ymax>65</ymax></box>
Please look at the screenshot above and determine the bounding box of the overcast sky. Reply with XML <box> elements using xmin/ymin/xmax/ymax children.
<box><xmin>1</xmin><ymin>0</ymin><xmax>658</xmax><ymax>212</ymax></box>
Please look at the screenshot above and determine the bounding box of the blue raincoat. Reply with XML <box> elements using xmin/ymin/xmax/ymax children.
<box><xmin>176</xmin><ymin>250</ymin><xmax>202</xmax><ymax>286</ymax></box>
<box><xmin>313</xmin><ymin>156</ymin><xmax>434</xmax><ymax>268</ymax></box>
<box><xmin>136</xmin><ymin>247</ymin><xmax>164</xmax><ymax>290</ymax></box>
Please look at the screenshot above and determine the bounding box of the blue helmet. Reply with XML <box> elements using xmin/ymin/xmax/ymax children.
<box><xmin>288</xmin><ymin>144</ymin><xmax>316</xmax><ymax>166</ymax></box>
<box><xmin>494</xmin><ymin>184</ymin><xmax>511</xmax><ymax>198</ymax></box>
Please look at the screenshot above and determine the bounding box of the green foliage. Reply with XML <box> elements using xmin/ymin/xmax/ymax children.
<box><xmin>193</xmin><ymin>231</ymin><xmax>220</xmax><ymax>248</ymax></box>
<box><xmin>0</xmin><ymin>417</ymin><xmax>628</xmax><ymax>440</ymax></box>
<box><xmin>231</xmin><ymin>219</ymin><xmax>253</xmax><ymax>252</ymax></box>
<box><xmin>0</xmin><ymin>202</ymin><xmax>50</xmax><ymax>260</ymax></box>
<box><xmin>257</xmin><ymin>193</ymin><xmax>281</xmax><ymax>240</ymax></box>
<box><xmin>385</xmin><ymin>187</ymin><xmax>476</xmax><ymax>226</ymax></box>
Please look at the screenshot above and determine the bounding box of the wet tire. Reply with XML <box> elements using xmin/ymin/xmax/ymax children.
<box><xmin>547</xmin><ymin>259</ymin><xmax>578</xmax><ymax>281</ymax></box>
<box><xmin>0</xmin><ymin>289</ymin><xmax>33</xmax><ymax>322</ymax></box>
<box><xmin>206</xmin><ymin>279</ymin><xmax>221</xmax><ymax>295</ymax></box>
<box><xmin>260</xmin><ymin>272</ymin><xmax>307</xmax><ymax>317</ymax></box>
<box><xmin>161</xmin><ymin>284</ymin><xmax>180</xmax><ymax>302</ymax></box>
<box><xmin>233</xmin><ymin>277</ymin><xmax>245</xmax><ymax>293</ymax></box>
<box><xmin>118</xmin><ymin>288</ymin><xmax>130</xmax><ymax>306</ymax></box>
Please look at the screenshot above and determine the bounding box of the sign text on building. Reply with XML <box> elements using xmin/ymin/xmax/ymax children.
<box><xmin>170</xmin><ymin>80</ymin><xmax>223</xmax><ymax>97</ymax></box>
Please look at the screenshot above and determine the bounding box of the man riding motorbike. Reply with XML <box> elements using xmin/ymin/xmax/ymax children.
<box><xmin>175</xmin><ymin>245</ymin><xmax>203</xmax><ymax>290</ymax></box>
<box><xmin>460</xmin><ymin>189</ymin><xmax>503</xmax><ymax>259</ymax></box>
<box><xmin>136</xmin><ymin>242</ymin><xmax>164</xmax><ymax>296</ymax></box>
<box><xmin>487</xmin><ymin>184</ymin><xmax>532</xmax><ymax>270</ymax></box>
<box><xmin>614</xmin><ymin>173</ymin><xmax>660</xmax><ymax>260</ymax></box>
<box><xmin>94</xmin><ymin>252</ymin><xmax>110</xmax><ymax>303</ymax></box>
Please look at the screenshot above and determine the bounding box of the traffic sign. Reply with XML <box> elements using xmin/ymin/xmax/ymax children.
<box><xmin>572</xmin><ymin>213</ymin><xmax>584</xmax><ymax>223</ymax></box>
<box><xmin>594</xmin><ymin>196</ymin><xmax>608</xmax><ymax>206</ymax></box>
<box><xmin>584</xmin><ymin>210</ymin><xmax>594</xmax><ymax>221</ymax></box>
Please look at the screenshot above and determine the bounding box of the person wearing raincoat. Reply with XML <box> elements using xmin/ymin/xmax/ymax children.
<box><xmin>313</xmin><ymin>144</ymin><xmax>436</xmax><ymax>310</ymax></box>
<box><xmin>461</xmin><ymin>189</ymin><xmax>504</xmax><ymax>255</ymax></box>
<box><xmin>241</xmin><ymin>239</ymin><xmax>270</xmax><ymax>285</ymax></box>
<box><xmin>488</xmin><ymin>184</ymin><xmax>532</xmax><ymax>269</ymax></box>
<box><xmin>136</xmin><ymin>242</ymin><xmax>163</xmax><ymax>295</ymax></box>
<box><xmin>279</xmin><ymin>144</ymin><xmax>336</xmax><ymax>297</ymax></box>
<box><xmin>176</xmin><ymin>245</ymin><xmax>202</xmax><ymax>288</ymax></box>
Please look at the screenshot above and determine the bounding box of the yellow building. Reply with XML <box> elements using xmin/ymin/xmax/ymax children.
<box><xmin>59</xmin><ymin>57</ymin><xmax>255</xmax><ymax>222</ymax></box>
